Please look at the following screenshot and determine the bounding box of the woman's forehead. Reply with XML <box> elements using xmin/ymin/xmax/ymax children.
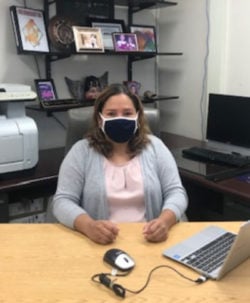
<box><xmin>103</xmin><ymin>94</ymin><xmax>135</xmax><ymax>110</ymax></box>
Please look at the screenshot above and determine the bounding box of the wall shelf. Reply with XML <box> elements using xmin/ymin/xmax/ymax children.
<box><xmin>41</xmin><ymin>0</ymin><xmax>182</xmax><ymax>106</ymax></box>
<box><xmin>115</xmin><ymin>0</ymin><xmax>177</xmax><ymax>11</ymax></box>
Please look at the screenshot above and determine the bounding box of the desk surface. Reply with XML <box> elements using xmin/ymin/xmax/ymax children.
<box><xmin>0</xmin><ymin>147</ymin><xmax>64</xmax><ymax>192</ymax></box>
<box><xmin>161</xmin><ymin>132</ymin><xmax>250</xmax><ymax>202</ymax></box>
<box><xmin>1</xmin><ymin>132</ymin><xmax>250</xmax><ymax>223</ymax></box>
<box><xmin>0</xmin><ymin>222</ymin><xmax>249</xmax><ymax>302</ymax></box>
<box><xmin>1</xmin><ymin>133</ymin><xmax>249</xmax><ymax>198</ymax></box>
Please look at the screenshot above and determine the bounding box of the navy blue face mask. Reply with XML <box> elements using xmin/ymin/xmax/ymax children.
<box><xmin>100</xmin><ymin>114</ymin><xmax>138</xmax><ymax>143</ymax></box>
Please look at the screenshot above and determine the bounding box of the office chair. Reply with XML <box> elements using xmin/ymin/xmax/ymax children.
<box><xmin>47</xmin><ymin>107</ymin><xmax>189</xmax><ymax>223</ymax></box>
<box><xmin>45</xmin><ymin>105</ymin><xmax>160</xmax><ymax>222</ymax></box>
<box><xmin>64</xmin><ymin>105</ymin><xmax>160</xmax><ymax>154</ymax></box>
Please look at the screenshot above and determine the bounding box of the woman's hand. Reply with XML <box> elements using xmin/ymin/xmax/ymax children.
<box><xmin>143</xmin><ymin>210</ymin><xmax>177</xmax><ymax>243</ymax></box>
<box><xmin>143</xmin><ymin>218</ymin><xmax>169</xmax><ymax>242</ymax></box>
<box><xmin>74</xmin><ymin>214</ymin><xmax>119</xmax><ymax>244</ymax></box>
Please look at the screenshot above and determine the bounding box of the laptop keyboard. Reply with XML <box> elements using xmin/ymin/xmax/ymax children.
<box><xmin>41</xmin><ymin>99</ymin><xmax>83</xmax><ymax>110</ymax></box>
<box><xmin>181</xmin><ymin>232</ymin><xmax>236</xmax><ymax>273</ymax></box>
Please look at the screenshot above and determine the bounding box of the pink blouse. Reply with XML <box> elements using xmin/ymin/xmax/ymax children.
<box><xmin>104</xmin><ymin>156</ymin><xmax>145</xmax><ymax>222</ymax></box>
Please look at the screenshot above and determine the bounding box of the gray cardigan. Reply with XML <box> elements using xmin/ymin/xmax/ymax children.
<box><xmin>52</xmin><ymin>135</ymin><xmax>188</xmax><ymax>228</ymax></box>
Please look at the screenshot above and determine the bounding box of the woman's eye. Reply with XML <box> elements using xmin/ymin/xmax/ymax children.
<box><xmin>124</xmin><ymin>112</ymin><xmax>133</xmax><ymax>117</ymax></box>
<box><xmin>107</xmin><ymin>112</ymin><xmax>116</xmax><ymax>117</ymax></box>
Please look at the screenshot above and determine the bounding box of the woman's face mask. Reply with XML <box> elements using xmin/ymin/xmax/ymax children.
<box><xmin>100</xmin><ymin>113</ymin><xmax>138</xmax><ymax>143</ymax></box>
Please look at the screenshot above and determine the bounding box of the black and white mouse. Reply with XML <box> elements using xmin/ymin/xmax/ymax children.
<box><xmin>103</xmin><ymin>248</ymin><xmax>135</xmax><ymax>272</ymax></box>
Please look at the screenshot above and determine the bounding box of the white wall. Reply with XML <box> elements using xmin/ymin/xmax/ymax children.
<box><xmin>2</xmin><ymin>0</ymin><xmax>250</xmax><ymax>148</ymax></box>
<box><xmin>158</xmin><ymin>0</ymin><xmax>210</xmax><ymax>139</ymax></box>
<box><xmin>158</xmin><ymin>0</ymin><xmax>250</xmax><ymax>140</ymax></box>
<box><xmin>0</xmin><ymin>1</ymin><xmax>157</xmax><ymax>97</ymax></box>
<box><xmin>223</xmin><ymin>0</ymin><xmax>250</xmax><ymax>95</ymax></box>
<box><xmin>0</xmin><ymin>1</ymin><xmax>129</xmax><ymax>96</ymax></box>
<box><xmin>0</xmin><ymin>1</ymin><xmax>156</xmax><ymax>149</ymax></box>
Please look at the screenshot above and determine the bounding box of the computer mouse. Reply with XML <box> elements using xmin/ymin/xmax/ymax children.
<box><xmin>103</xmin><ymin>248</ymin><xmax>135</xmax><ymax>272</ymax></box>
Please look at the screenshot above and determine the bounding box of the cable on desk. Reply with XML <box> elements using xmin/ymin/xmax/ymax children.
<box><xmin>51</xmin><ymin>112</ymin><xmax>67</xmax><ymax>130</ymax></box>
<box><xmin>91</xmin><ymin>271</ymin><xmax>132</xmax><ymax>298</ymax></box>
<box><xmin>91</xmin><ymin>265</ymin><xmax>208</xmax><ymax>298</ymax></box>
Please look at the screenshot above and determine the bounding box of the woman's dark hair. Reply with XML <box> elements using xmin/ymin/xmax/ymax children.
<box><xmin>86</xmin><ymin>83</ymin><xmax>151</xmax><ymax>157</ymax></box>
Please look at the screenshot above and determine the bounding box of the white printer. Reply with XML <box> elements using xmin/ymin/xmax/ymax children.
<box><xmin>0</xmin><ymin>83</ymin><xmax>38</xmax><ymax>174</ymax></box>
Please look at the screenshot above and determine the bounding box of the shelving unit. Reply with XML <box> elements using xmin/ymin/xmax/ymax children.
<box><xmin>40</xmin><ymin>0</ymin><xmax>182</xmax><ymax>109</ymax></box>
<box><xmin>125</xmin><ymin>1</ymin><xmax>182</xmax><ymax>102</ymax></box>
<box><xmin>115</xmin><ymin>0</ymin><xmax>177</xmax><ymax>12</ymax></box>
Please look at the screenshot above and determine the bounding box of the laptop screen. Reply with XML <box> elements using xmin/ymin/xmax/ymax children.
<box><xmin>206</xmin><ymin>93</ymin><xmax>250</xmax><ymax>149</ymax></box>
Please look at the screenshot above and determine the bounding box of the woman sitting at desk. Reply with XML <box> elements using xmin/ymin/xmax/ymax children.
<box><xmin>52</xmin><ymin>83</ymin><xmax>188</xmax><ymax>244</ymax></box>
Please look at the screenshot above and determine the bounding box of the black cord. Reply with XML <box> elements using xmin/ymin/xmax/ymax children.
<box><xmin>51</xmin><ymin>112</ymin><xmax>67</xmax><ymax>129</ymax></box>
<box><xmin>91</xmin><ymin>271</ymin><xmax>132</xmax><ymax>298</ymax></box>
<box><xmin>91</xmin><ymin>265</ymin><xmax>208</xmax><ymax>298</ymax></box>
<box><xmin>125</xmin><ymin>265</ymin><xmax>206</xmax><ymax>295</ymax></box>
<box><xmin>34</xmin><ymin>56</ymin><xmax>41</xmax><ymax>79</ymax></box>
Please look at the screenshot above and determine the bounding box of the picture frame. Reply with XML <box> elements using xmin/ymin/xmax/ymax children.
<box><xmin>72</xmin><ymin>26</ymin><xmax>104</xmax><ymax>53</ymax></box>
<box><xmin>89</xmin><ymin>18</ymin><xmax>126</xmax><ymax>50</ymax></box>
<box><xmin>123</xmin><ymin>81</ymin><xmax>141</xmax><ymax>95</ymax></box>
<box><xmin>129</xmin><ymin>25</ymin><xmax>157</xmax><ymax>53</ymax></box>
<box><xmin>9</xmin><ymin>6</ymin><xmax>50</xmax><ymax>54</ymax></box>
<box><xmin>112</xmin><ymin>33</ymin><xmax>138</xmax><ymax>52</ymax></box>
<box><xmin>34</xmin><ymin>79</ymin><xmax>58</xmax><ymax>102</ymax></box>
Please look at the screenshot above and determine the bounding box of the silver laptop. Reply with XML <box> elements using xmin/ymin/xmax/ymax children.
<box><xmin>163</xmin><ymin>221</ymin><xmax>250</xmax><ymax>280</ymax></box>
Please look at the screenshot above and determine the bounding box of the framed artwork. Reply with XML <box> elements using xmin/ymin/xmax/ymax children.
<box><xmin>72</xmin><ymin>26</ymin><xmax>104</xmax><ymax>53</ymax></box>
<box><xmin>129</xmin><ymin>25</ymin><xmax>157</xmax><ymax>52</ymax></box>
<box><xmin>112</xmin><ymin>33</ymin><xmax>138</xmax><ymax>52</ymax></box>
<box><xmin>48</xmin><ymin>16</ymin><xmax>75</xmax><ymax>52</ymax></box>
<box><xmin>34</xmin><ymin>79</ymin><xmax>58</xmax><ymax>102</ymax></box>
<box><xmin>9</xmin><ymin>6</ymin><xmax>50</xmax><ymax>54</ymax></box>
<box><xmin>89</xmin><ymin>18</ymin><xmax>126</xmax><ymax>50</ymax></box>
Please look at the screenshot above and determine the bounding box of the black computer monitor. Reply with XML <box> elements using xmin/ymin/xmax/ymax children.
<box><xmin>206</xmin><ymin>93</ymin><xmax>250</xmax><ymax>150</ymax></box>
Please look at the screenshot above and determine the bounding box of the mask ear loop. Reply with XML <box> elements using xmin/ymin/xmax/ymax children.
<box><xmin>99</xmin><ymin>113</ymin><xmax>106</xmax><ymax>133</ymax></box>
<box><xmin>134</xmin><ymin>113</ymin><xmax>139</xmax><ymax>133</ymax></box>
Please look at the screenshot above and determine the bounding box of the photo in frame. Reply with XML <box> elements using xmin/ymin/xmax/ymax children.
<box><xmin>9</xmin><ymin>6</ymin><xmax>50</xmax><ymax>54</ymax></box>
<box><xmin>129</xmin><ymin>25</ymin><xmax>157</xmax><ymax>52</ymax></box>
<box><xmin>89</xmin><ymin>18</ymin><xmax>126</xmax><ymax>50</ymax></box>
<box><xmin>112</xmin><ymin>33</ymin><xmax>138</xmax><ymax>52</ymax></box>
<box><xmin>72</xmin><ymin>26</ymin><xmax>104</xmax><ymax>53</ymax></box>
<box><xmin>34</xmin><ymin>79</ymin><xmax>58</xmax><ymax>102</ymax></box>
<box><xmin>123</xmin><ymin>81</ymin><xmax>141</xmax><ymax>95</ymax></box>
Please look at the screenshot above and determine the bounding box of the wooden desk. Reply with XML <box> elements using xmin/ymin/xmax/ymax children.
<box><xmin>161</xmin><ymin>132</ymin><xmax>250</xmax><ymax>221</ymax></box>
<box><xmin>0</xmin><ymin>148</ymin><xmax>64</xmax><ymax>222</ymax></box>
<box><xmin>161</xmin><ymin>132</ymin><xmax>250</xmax><ymax>200</ymax></box>
<box><xmin>0</xmin><ymin>222</ymin><xmax>249</xmax><ymax>302</ymax></box>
